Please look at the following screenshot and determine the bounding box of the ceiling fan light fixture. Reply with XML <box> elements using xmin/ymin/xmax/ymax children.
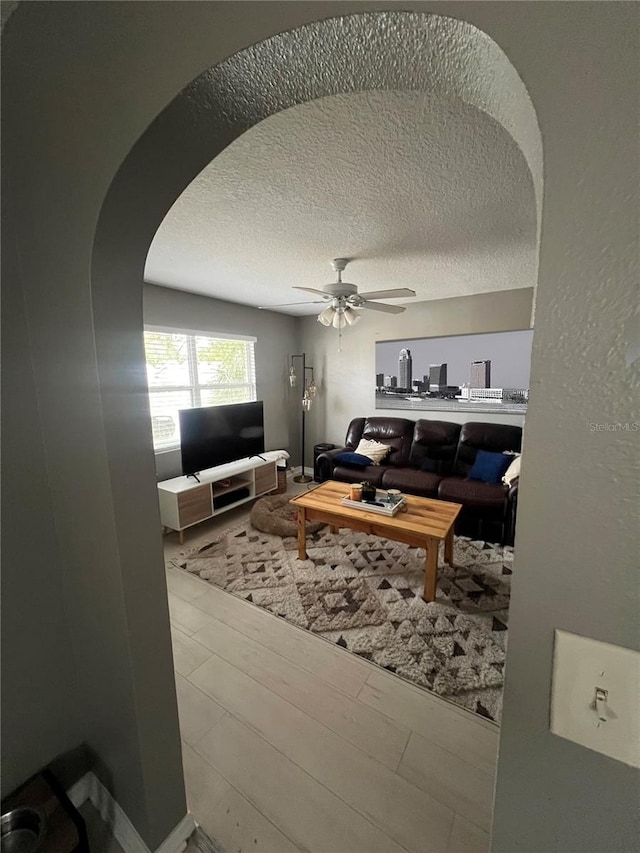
<box><xmin>298</xmin><ymin>258</ymin><xmax>414</xmax><ymax>345</ymax></box>
<box><xmin>343</xmin><ymin>306</ymin><xmax>361</xmax><ymax>326</ymax></box>
<box><xmin>317</xmin><ymin>305</ymin><xmax>334</xmax><ymax>326</ymax></box>
<box><xmin>332</xmin><ymin>310</ymin><xmax>347</xmax><ymax>329</ymax></box>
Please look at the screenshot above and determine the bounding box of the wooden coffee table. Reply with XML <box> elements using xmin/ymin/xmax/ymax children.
<box><xmin>289</xmin><ymin>480</ymin><xmax>462</xmax><ymax>602</ymax></box>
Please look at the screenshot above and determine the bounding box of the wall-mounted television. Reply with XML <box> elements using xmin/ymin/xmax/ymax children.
<box><xmin>179</xmin><ymin>401</ymin><xmax>265</xmax><ymax>475</ymax></box>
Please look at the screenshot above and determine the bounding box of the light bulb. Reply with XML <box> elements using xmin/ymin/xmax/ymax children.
<box><xmin>317</xmin><ymin>306</ymin><xmax>334</xmax><ymax>326</ymax></box>
<box><xmin>302</xmin><ymin>390</ymin><xmax>313</xmax><ymax>412</ymax></box>
<box><xmin>332</xmin><ymin>311</ymin><xmax>346</xmax><ymax>329</ymax></box>
<box><xmin>307</xmin><ymin>377</ymin><xmax>318</xmax><ymax>397</ymax></box>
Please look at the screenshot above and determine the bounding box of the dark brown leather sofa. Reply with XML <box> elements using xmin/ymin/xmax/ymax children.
<box><xmin>316</xmin><ymin>417</ymin><xmax>522</xmax><ymax>545</ymax></box>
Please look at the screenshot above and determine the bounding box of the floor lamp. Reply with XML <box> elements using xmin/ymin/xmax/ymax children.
<box><xmin>289</xmin><ymin>353</ymin><xmax>317</xmax><ymax>484</ymax></box>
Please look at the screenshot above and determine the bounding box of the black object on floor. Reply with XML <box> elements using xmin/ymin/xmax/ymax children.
<box><xmin>1</xmin><ymin>768</ymin><xmax>89</xmax><ymax>853</ymax></box>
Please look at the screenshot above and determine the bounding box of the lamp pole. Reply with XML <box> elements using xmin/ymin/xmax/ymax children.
<box><xmin>289</xmin><ymin>353</ymin><xmax>316</xmax><ymax>484</ymax></box>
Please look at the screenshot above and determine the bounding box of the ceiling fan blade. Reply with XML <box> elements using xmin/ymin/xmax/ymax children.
<box><xmin>258</xmin><ymin>300</ymin><xmax>327</xmax><ymax>309</ymax></box>
<box><xmin>360</xmin><ymin>301</ymin><xmax>406</xmax><ymax>314</ymax></box>
<box><xmin>293</xmin><ymin>286</ymin><xmax>331</xmax><ymax>298</ymax></box>
<box><xmin>356</xmin><ymin>288</ymin><xmax>416</xmax><ymax>300</ymax></box>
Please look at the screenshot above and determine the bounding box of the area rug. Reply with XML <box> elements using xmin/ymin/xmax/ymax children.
<box><xmin>170</xmin><ymin>523</ymin><xmax>512</xmax><ymax>723</ymax></box>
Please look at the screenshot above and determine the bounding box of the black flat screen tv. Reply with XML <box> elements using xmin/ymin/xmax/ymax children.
<box><xmin>179</xmin><ymin>401</ymin><xmax>265</xmax><ymax>475</ymax></box>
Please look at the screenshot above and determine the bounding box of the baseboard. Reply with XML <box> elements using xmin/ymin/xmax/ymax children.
<box><xmin>156</xmin><ymin>814</ymin><xmax>197</xmax><ymax>853</ymax></box>
<box><xmin>292</xmin><ymin>465</ymin><xmax>313</xmax><ymax>478</ymax></box>
<box><xmin>67</xmin><ymin>773</ymin><xmax>92</xmax><ymax>810</ymax></box>
<box><xmin>67</xmin><ymin>771</ymin><xmax>196</xmax><ymax>853</ymax></box>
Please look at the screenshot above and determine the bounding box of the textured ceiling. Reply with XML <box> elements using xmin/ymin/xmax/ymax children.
<box><xmin>145</xmin><ymin>90</ymin><xmax>537</xmax><ymax>315</ymax></box>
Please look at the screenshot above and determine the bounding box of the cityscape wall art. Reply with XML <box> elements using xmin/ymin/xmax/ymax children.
<box><xmin>375</xmin><ymin>329</ymin><xmax>534</xmax><ymax>414</ymax></box>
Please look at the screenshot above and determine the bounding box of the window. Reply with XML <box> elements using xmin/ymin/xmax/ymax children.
<box><xmin>144</xmin><ymin>326</ymin><xmax>257</xmax><ymax>450</ymax></box>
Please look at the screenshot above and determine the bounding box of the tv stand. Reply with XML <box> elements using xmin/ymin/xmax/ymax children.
<box><xmin>186</xmin><ymin>472</ymin><xmax>201</xmax><ymax>483</ymax></box>
<box><xmin>157</xmin><ymin>454</ymin><xmax>280</xmax><ymax>544</ymax></box>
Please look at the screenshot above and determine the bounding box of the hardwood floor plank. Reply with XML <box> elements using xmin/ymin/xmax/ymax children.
<box><xmin>190</xmin><ymin>584</ymin><xmax>371</xmax><ymax>697</ymax></box>
<box><xmin>190</xmin><ymin>651</ymin><xmax>453</xmax><ymax>853</ymax></box>
<box><xmin>359</xmin><ymin>670</ymin><xmax>499</xmax><ymax>775</ymax></box>
<box><xmin>175</xmin><ymin>674</ymin><xmax>226</xmax><ymax>746</ymax></box>
<box><xmin>397</xmin><ymin>732</ymin><xmax>495</xmax><ymax>831</ymax></box>
<box><xmin>168</xmin><ymin>592</ymin><xmax>215</xmax><ymax>635</ymax></box>
<box><xmin>182</xmin><ymin>741</ymin><xmax>228</xmax><ymax>816</ymax></box>
<box><xmin>195</xmin><ymin>714</ymin><xmax>412</xmax><ymax>853</ymax></box>
<box><xmin>171</xmin><ymin>627</ymin><xmax>212</xmax><ymax>677</ymax></box>
<box><xmin>182</xmin><ymin>743</ymin><xmax>301</xmax><ymax>853</ymax></box>
<box><xmin>448</xmin><ymin>815</ymin><xmax>490</xmax><ymax>853</ymax></box>
<box><xmin>192</xmin><ymin>617</ymin><xmax>410</xmax><ymax>771</ymax></box>
<box><xmin>166</xmin><ymin>566</ymin><xmax>210</xmax><ymax>602</ymax></box>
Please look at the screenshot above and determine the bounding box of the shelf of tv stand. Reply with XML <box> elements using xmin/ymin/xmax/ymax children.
<box><xmin>157</xmin><ymin>455</ymin><xmax>279</xmax><ymax>544</ymax></box>
<box><xmin>212</xmin><ymin>476</ymin><xmax>253</xmax><ymax>498</ymax></box>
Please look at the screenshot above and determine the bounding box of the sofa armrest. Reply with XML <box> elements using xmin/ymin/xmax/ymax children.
<box><xmin>316</xmin><ymin>447</ymin><xmax>349</xmax><ymax>482</ymax></box>
<box><xmin>504</xmin><ymin>476</ymin><xmax>519</xmax><ymax>546</ymax></box>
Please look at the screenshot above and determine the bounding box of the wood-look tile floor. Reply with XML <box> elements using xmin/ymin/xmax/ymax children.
<box><xmin>164</xmin><ymin>480</ymin><xmax>498</xmax><ymax>853</ymax></box>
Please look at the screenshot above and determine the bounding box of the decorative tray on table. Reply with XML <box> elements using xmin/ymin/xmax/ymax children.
<box><xmin>340</xmin><ymin>490</ymin><xmax>406</xmax><ymax>516</ymax></box>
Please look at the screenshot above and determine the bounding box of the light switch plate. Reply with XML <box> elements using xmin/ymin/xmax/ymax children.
<box><xmin>550</xmin><ymin>629</ymin><xmax>640</xmax><ymax>768</ymax></box>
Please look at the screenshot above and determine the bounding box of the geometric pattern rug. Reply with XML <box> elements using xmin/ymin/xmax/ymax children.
<box><xmin>170</xmin><ymin>522</ymin><xmax>512</xmax><ymax>723</ymax></box>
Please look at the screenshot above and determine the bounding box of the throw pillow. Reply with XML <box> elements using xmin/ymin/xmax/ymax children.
<box><xmin>502</xmin><ymin>454</ymin><xmax>521</xmax><ymax>486</ymax></box>
<box><xmin>333</xmin><ymin>451</ymin><xmax>372</xmax><ymax>468</ymax></box>
<box><xmin>354</xmin><ymin>438</ymin><xmax>391</xmax><ymax>465</ymax></box>
<box><xmin>468</xmin><ymin>450</ymin><xmax>512</xmax><ymax>484</ymax></box>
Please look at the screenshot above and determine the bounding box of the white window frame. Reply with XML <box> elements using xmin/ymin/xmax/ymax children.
<box><xmin>144</xmin><ymin>325</ymin><xmax>257</xmax><ymax>452</ymax></box>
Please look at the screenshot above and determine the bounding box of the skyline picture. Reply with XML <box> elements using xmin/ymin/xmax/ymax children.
<box><xmin>375</xmin><ymin>329</ymin><xmax>534</xmax><ymax>414</ymax></box>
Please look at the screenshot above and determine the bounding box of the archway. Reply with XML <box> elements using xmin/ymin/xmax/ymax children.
<box><xmin>91</xmin><ymin>7</ymin><xmax>541</xmax><ymax>843</ymax></box>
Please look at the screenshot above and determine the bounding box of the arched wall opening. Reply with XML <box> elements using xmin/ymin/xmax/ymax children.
<box><xmin>91</xmin><ymin>8</ymin><xmax>541</xmax><ymax>845</ymax></box>
<box><xmin>92</xmin><ymin>4</ymin><xmax>542</xmax><ymax>595</ymax></box>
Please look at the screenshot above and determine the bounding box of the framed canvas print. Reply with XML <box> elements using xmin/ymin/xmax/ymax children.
<box><xmin>375</xmin><ymin>329</ymin><xmax>533</xmax><ymax>414</ymax></box>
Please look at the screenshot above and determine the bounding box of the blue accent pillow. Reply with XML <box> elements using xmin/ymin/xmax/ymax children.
<box><xmin>468</xmin><ymin>450</ymin><xmax>512</xmax><ymax>484</ymax></box>
<box><xmin>334</xmin><ymin>451</ymin><xmax>372</xmax><ymax>468</ymax></box>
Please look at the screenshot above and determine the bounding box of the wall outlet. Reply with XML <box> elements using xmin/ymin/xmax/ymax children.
<box><xmin>550</xmin><ymin>629</ymin><xmax>640</xmax><ymax>768</ymax></box>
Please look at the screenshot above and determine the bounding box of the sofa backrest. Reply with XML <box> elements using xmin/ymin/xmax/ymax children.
<box><xmin>409</xmin><ymin>420</ymin><xmax>462</xmax><ymax>474</ymax></box>
<box><xmin>345</xmin><ymin>417</ymin><xmax>414</xmax><ymax>466</ymax></box>
<box><xmin>344</xmin><ymin>418</ymin><xmax>366</xmax><ymax>448</ymax></box>
<box><xmin>453</xmin><ymin>422</ymin><xmax>523</xmax><ymax>476</ymax></box>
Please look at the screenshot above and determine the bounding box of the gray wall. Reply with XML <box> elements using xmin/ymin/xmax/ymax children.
<box><xmin>144</xmin><ymin>284</ymin><xmax>298</xmax><ymax>480</ymax></box>
<box><xmin>301</xmin><ymin>288</ymin><xmax>533</xmax><ymax>460</ymax></box>
<box><xmin>1</xmin><ymin>206</ymin><xmax>82</xmax><ymax>791</ymax></box>
<box><xmin>1</xmin><ymin>3</ymin><xmax>638</xmax><ymax>851</ymax></box>
<box><xmin>489</xmin><ymin>8</ymin><xmax>640</xmax><ymax>850</ymax></box>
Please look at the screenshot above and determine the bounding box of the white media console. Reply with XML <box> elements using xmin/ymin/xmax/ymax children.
<box><xmin>158</xmin><ymin>453</ymin><xmax>280</xmax><ymax>543</ymax></box>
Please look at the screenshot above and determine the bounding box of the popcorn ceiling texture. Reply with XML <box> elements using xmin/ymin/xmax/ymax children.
<box><xmin>146</xmin><ymin>92</ymin><xmax>537</xmax><ymax>311</ymax></box>
<box><xmin>144</xmin><ymin>11</ymin><xmax>541</xmax><ymax>313</ymax></box>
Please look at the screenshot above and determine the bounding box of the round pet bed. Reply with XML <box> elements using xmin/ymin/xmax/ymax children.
<box><xmin>250</xmin><ymin>494</ymin><xmax>325</xmax><ymax>537</ymax></box>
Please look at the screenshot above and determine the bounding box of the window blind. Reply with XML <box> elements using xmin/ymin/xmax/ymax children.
<box><xmin>144</xmin><ymin>328</ymin><xmax>257</xmax><ymax>450</ymax></box>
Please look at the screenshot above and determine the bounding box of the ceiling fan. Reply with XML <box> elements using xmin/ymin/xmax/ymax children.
<box><xmin>260</xmin><ymin>258</ymin><xmax>416</xmax><ymax>330</ymax></box>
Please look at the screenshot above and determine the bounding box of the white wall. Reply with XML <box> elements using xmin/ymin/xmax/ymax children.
<box><xmin>302</xmin><ymin>288</ymin><xmax>533</xmax><ymax>456</ymax></box>
<box><xmin>2</xmin><ymin>4</ymin><xmax>638</xmax><ymax>852</ymax></box>
<box><xmin>144</xmin><ymin>284</ymin><xmax>298</xmax><ymax>480</ymax></box>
